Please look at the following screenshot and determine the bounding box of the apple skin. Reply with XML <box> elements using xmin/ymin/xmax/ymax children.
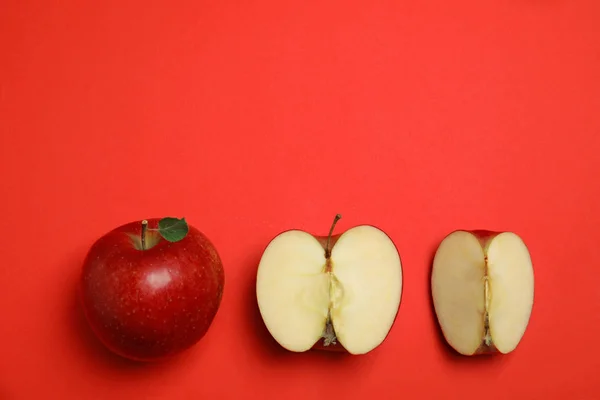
<box><xmin>469</xmin><ymin>229</ymin><xmax>500</xmax><ymax>250</ymax></box>
<box><xmin>79</xmin><ymin>218</ymin><xmax>225</xmax><ymax>362</ymax></box>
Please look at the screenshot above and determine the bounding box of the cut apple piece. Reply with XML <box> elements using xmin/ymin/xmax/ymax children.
<box><xmin>431</xmin><ymin>230</ymin><xmax>535</xmax><ymax>355</ymax></box>
<box><xmin>255</xmin><ymin>230</ymin><xmax>330</xmax><ymax>352</ymax></box>
<box><xmin>256</xmin><ymin>216</ymin><xmax>403</xmax><ymax>355</ymax></box>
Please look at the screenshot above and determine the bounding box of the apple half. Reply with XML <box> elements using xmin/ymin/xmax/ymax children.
<box><xmin>431</xmin><ymin>230</ymin><xmax>535</xmax><ymax>356</ymax></box>
<box><xmin>256</xmin><ymin>216</ymin><xmax>403</xmax><ymax>355</ymax></box>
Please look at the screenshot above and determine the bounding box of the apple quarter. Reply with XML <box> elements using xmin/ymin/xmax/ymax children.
<box><xmin>431</xmin><ymin>230</ymin><xmax>535</xmax><ymax>356</ymax></box>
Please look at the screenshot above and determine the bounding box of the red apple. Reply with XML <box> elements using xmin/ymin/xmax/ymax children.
<box><xmin>79</xmin><ymin>217</ymin><xmax>225</xmax><ymax>362</ymax></box>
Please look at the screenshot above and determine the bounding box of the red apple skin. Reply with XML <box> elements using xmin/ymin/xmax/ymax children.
<box><xmin>314</xmin><ymin>233</ymin><xmax>342</xmax><ymax>251</ymax></box>
<box><xmin>469</xmin><ymin>229</ymin><xmax>500</xmax><ymax>250</ymax></box>
<box><xmin>79</xmin><ymin>218</ymin><xmax>225</xmax><ymax>362</ymax></box>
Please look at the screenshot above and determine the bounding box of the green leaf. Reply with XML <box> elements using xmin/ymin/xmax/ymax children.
<box><xmin>158</xmin><ymin>217</ymin><xmax>189</xmax><ymax>242</ymax></box>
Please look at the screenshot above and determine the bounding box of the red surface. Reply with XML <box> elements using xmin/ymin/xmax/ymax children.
<box><xmin>1</xmin><ymin>1</ymin><xmax>599</xmax><ymax>399</ymax></box>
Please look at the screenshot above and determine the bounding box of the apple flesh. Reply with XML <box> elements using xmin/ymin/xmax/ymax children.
<box><xmin>79</xmin><ymin>218</ymin><xmax>225</xmax><ymax>362</ymax></box>
<box><xmin>256</xmin><ymin>222</ymin><xmax>403</xmax><ymax>355</ymax></box>
<box><xmin>431</xmin><ymin>230</ymin><xmax>534</xmax><ymax>356</ymax></box>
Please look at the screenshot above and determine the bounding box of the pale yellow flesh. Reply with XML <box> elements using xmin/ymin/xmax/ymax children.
<box><xmin>256</xmin><ymin>226</ymin><xmax>402</xmax><ymax>354</ymax></box>
<box><xmin>431</xmin><ymin>231</ymin><xmax>486</xmax><ymax>355</ymax></box>
<box><xmin>487</xmin><ymin>232</ymin><xmax>535</xmax><ymax>354</ymax></box>
<box><xmin>330</xmin><ymin>226</ymin><xmax>403</xmax><ymax>354</ymax></box>
<box><xmin>256</xmin><ymin>230</ymin><xmax>330</xmax><ymax>352</ymax></box>
<box><xmin>431</xmin><ymin>231</ymin><xmax>534</xmax><ymax>355</ymax></box>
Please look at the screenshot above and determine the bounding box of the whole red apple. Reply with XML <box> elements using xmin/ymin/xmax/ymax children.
<box><xmin>79</xmin><ymin>217</ymin><xmax>225</xmax><ymax>362</ymax></box>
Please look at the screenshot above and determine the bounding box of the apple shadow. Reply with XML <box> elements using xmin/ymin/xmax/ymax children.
<box><xmin>426</xmin><ymin>246</ymin><xmax>511</xmax><ymax>368</ymax></box>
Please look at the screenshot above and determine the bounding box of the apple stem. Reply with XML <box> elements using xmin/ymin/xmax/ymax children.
<box><xmin>325</xmin><ymin>214</ymin><xmax>342</xmax><ymax>259</ymax></box>
<box><xmin>141</xmin><ymin>220</ymin><xmax>148</xmax><ymax>250</ymax></box>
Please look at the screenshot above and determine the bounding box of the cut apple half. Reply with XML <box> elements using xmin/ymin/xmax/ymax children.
<box><xmin>256</xmin><ymin>215</ymin><xmax>403</xmax><ymax>355</ymax></box>
<box><xmin>431</xmin><ymin>230</ymin><xmax>535</xmax><ymax>356</ymax></box>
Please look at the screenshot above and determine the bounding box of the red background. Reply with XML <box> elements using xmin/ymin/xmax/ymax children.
<box><xmin>1</xmin><ymin>1</ymin><xmax>599</xmax><ymax>399</ymax></box>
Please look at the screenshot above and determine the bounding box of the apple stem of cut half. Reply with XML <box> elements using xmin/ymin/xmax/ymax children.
<box><xmin>325</xmin><ymin>214</ymin><xmax>342</xmax><ymax>260</ymax></box>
